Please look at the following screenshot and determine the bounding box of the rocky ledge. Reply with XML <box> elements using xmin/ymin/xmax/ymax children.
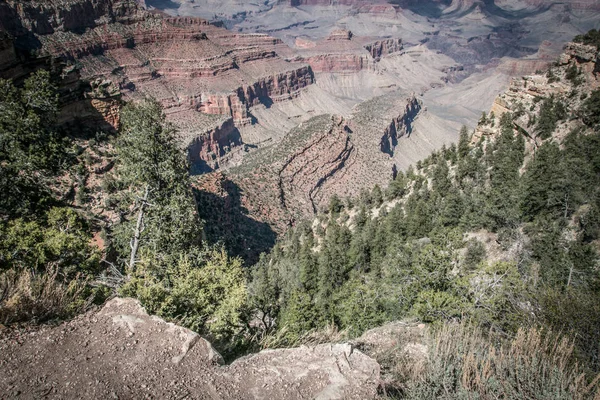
<box><xmin>0</xmin><ymin>298</ymin><xmax>380</xmax><ymax>399</ymax></box>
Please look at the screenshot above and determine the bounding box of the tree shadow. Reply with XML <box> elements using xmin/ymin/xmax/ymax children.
<box><xmin>194</xmin><ymin>177</ymin><xmax>277</xmax><ymax>265</ymax></box>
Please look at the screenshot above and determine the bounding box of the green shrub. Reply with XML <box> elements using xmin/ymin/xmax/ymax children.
<box><xmin>0</xmin><ymin>207</ymin><xmax>100</xmax><ymax>277</ymax></box>
<box><xmin>411</xmin><ymin>290</ymin><xmax>466</xmax><ymax>323</ymax></box>
<box><xmin>573</xmin><ymin>29</ymin><xmax>600</xmax><ymax>50</ymax></box>
<box><xmin>120</xmin><ymin>247</ymin><xmax>247</xmax><ymax>342</ymax></box>
<box><xmin>581</xmin><ymin>89</ymin><xmax>600</xmax><ymax>128</ymax></box>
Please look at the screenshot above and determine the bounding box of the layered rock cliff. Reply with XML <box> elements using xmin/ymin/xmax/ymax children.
<box><xmin>0</xmin><ymin>0</ymin><xmax>318</xmax><ymax>167</ymax></box>
<box><xmin>291</xmin><ymin>31</ymin><xmax>404</xmax><ymax>73</ymax></box>
<box><xmin>379</xmin><ymin>97</ymin><xmax>420</xmax><ymax>156</ymax></box>
<box><xmin>186</xmin><ymin>117</ymin><xmax>242</xmax><ymax>173</ymax></box>
<box><xmin>197</xmin><ymin>92</ymin><xmax>424</xmax><ymax>233</ymax></box>
<box><xmin>364</xmin><ymin>38</ymin><xmax>403</xmax><ymax>61</ymax></box>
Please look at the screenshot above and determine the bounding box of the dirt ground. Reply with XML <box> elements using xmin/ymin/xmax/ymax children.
<box><xmin>0</xmin><ymin>298</ymin><xmax>380</xmax><ymax>399</ymax></box>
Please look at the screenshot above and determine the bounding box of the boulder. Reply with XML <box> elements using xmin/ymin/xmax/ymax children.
<box><xmin>0</xmin><ymin>298</ymin><xmax>382</xmax><ymax>399</ymax></box>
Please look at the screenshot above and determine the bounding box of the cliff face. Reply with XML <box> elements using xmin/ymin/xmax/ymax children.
<box><xmin>364</xmin><ymin>38</ymin><xmax>403</xmax><ymax>61</ymax></box>
<box><xmin>476</xmin><ymin>42</ymin><xmax>599</xmax><ymax>146</ymax></box>
<box><xmin>187</xmin><ymin>117</ymin><xmax>242</xmax><ymax>173</ymax></box>
<box><xmin>191</xmin><ymin>65</ymin><xmax>315</xmax><ymax>124</ymax></box>
<box><xmin>0</xmin><ymin>0</ymin><xmax>318</xmax><ymax>166</ymax></box>
<box><xmin>379</xmin><ymin>97</ymin><xmax>420</xmax><ymax>156</ymax></box>
<box><xmin>301</xmin><ymin>53</ymin><xmax>370</xmax><ymax>73</ymax></box>
<box><xmin>204</xmin><ymin>93</ymin><xmax>423</xmax><ymax>233</ymax></box>
<box><xmin>277</xmin><ymin>115</ymin><xmax>356</xmax><ymax>216</ymax></box>
<box><xmin>292</xmin><ymin>32</ymin><xmax>404</xmax><ymax>73</ymax></box>
<box><xmin>0</xmin><ymin>0</ymin><xmax>144</xmax><ymax>39</ymax></box>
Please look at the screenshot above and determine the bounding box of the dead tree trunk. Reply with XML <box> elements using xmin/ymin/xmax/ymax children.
<box><xmin>129</xmin><ymin>185</ymin><xmax>149</xmax><ymax>271</ymax></box>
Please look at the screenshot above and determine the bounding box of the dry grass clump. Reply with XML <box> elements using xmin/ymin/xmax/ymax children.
<box><xmin>259</xmin><ymin>322</ymin><xmax>348</xmax><ymax>349</ymax></box>
<box><xmin>0</xmin><ymin>268</ymin><xmax>88</xmax><ymax>325</ymax></box>
<box><xmin>398</xmin><ymin>323</ymin><xmax>600</xmax><ymax>399</ymax></box>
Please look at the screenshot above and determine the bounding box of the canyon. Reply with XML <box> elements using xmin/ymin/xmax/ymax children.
<box><xmin>1</xmin><ymin>0</ymin><xmax>599</xmax><ymax>251</ymax></box>
<box><xmin>1</xmin><ymin>1</ymin><xmax>599</xmax><ymax>397</ymax></box>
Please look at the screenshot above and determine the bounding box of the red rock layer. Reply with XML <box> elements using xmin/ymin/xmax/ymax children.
<box><xmin>293</xmin><ymin>37</ymin><xmax>403</xmax><ymax>72</ymax></box>
<box><xmin>187</xmin><ymin>118</ymin><xmax>242</xmax><ymax>172</ymax></box>
<box><xmin>0</xmin><ymin>0</ymin><xmax>318</xmax><ymax>131</ymax></box>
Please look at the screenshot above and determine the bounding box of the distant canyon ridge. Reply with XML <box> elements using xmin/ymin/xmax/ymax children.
<box><xmin>1</xmin><ymin>0</ymin><xmax>598</xmax><ymax>256</ymax></box>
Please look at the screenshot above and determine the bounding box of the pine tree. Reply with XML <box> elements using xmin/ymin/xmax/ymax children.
<box><xmin>112</xmin><ymin>99</ymin><xmax>202</xmax><ymax>266</ymax></box>
<box><xmin>371</xmin><ymin>184</ymin><xmax>384</xmax><ymax>207</ymax></box>
<box><xmin>536</xmin><ymin>95</ymin><xmax>558</xmax><ymax>139</ymax></box>
<box><xmin>0</xmin><ymin>70</ymin><xmax>63</xmax><ymax>217</ymax></box>
<box><xmin>521</xmin><ymin>142</ymin><xmax>569</xmax><ymax>220</ymax></box>
<box><xmin>485</xmin><ymin>113</ymin><xmax>524</xmax><ymax>230</ymax></box>
<box><xmin>458</xmin><ymin>125</ymin><xmax>471</xmax><ymax>159</ymax></box>
<box><xmin>298</xmin><ymin>229</ymin><xmax>318</xmax><ymax>294</ymax></box>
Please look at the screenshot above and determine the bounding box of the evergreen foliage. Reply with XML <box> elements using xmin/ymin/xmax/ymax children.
<box><xmin>581</xmin><ymin>89</ymin><xmax>600</xmax><ymax>128</ymax></box>
<box><xmin>2</xmin><ymin>37</ymin><xmax>600</xmax><ymax>387</ymax></box>
<box><xmin>0</xmin><ymin>71</ymin><xmax>104</xmax><ymax>323</ymax></box>
<box><xmin>248</xmin><ymin>109</ymin><xmax>600</xmax><ymax>373</ymax></box>
<box><xmin>573</xmin><ymin>28</ymin><xmax>600</xmax><ymax>50</ymax></box>
<box><xmin>0</xmin><ymin>71</ymin><xmax>65</xmax><ymax>217</ymax></box>
<box><xmin>109</xmin><ymin>99</ymin><xmax>247</xmax><ymax>352</ymax></box>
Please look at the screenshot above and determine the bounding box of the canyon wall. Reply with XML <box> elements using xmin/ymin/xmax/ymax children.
<box><xmin>0</xmin><ymin>0</ymin><xmax>145</xmax><ymax>38</ymax></box>
<box><xmin>194</xmin><ymin>65</ymin><xmax>315</xmax><ymax>123</ymax></box>
<box><xmin>293</xmin><ymin>34</ymin><xmax>404</xmax><ymax>73</ymax></box>
<box><xmin>0</xmin><ymin>0</ymin><xmax>318</xmax><ymax>156</ymax></box>
<box><xmin>364</xmin><ymin>38</ymin><xmax>403</xmax><ymax>61</ymax></box>
<box><xmin>379</xmin><ymin>97</ymin><xmax>420</xmax><ymax>156</ymax></box>
<box><xmin>187</xmin><ymin>118</ymin><xmax>242</xmax><ymax>173</ymax></box>
<box><xmin>212</xmin><ymin>93</ymin><xmax>423</xmax><ymax>232</ymax></box>
<box><xmin>476</xmin><ymin>41</ymin><xmax>599</xmax><ymax>145</ymax></box>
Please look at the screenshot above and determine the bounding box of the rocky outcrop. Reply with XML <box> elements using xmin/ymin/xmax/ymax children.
<box><xmin>277</xmin><ymin>115</ymin><xmax>356</xmax><ymax>215</ymax></box>
<box><xmin>236</xmin><ymin>66</ymin><xmax>315</xmax><ymax>110</ymax></box>
<box><xmin>0</xmin><ymin>0</ymin><xmax>145</xmax><ymax>38</ymax></box>
<box><xmin>187</xmin><ymin>117</ymin><xmax>242</xmax><ymax>173</ymax></box>
<box><xmin>0</xmin><ymin>298</ymin><xmax>381</xmax><ymax>399</ymax></box>
<box><xmin>302</xmin><ymin>53</ymin><xmax>371</xmax><ymax>72</ymax></box>
<box><xmin>40</xmin><ymin>18</ymin><xmax>212</xmax><ymax>60</ymax></box>
<box><xmin>496</xmin><ymin>58</ymin><xmax>551</xmax><ymax>76</ymax></box>
<box><xmin>364</xmin><ymin>38</ymin><xmax>403</xmax><ymax>61</ymax></box>
<box><xmin>327</xmin><ymin>29</ymin><xmax>353</xmax><ymax>41</ymax></box>
<box><xmin>195</xmin><ymin>65</ymin><xmax>315</xmax><ymax>123</ymax></box>
<box><xmin>229</xmin><ymin>343</ymin><xmax>379</xmax><ymax>399</ymax></box>
<box><xmin>222</xmin><ymin>92</ymin><xmax>423</xmax><ymax>233</ymax></box>
<box><xmin>476</xmin><ymin>41</ymin><xmax>599</xmax><ymax>145</ymax></box>
<box><xmin>57</xmin><ymin>76</ymin><xmax>123</xmax><ymax>130</ymax></box>
<box><xmin>290</xmin><ymin>31</ymin><xmax>404</xmax><ymax>73</ymax></box>
<box><xmin>380</xmin><ymin>97</ymin><xmax>420</xmax><ymax>156</ymax></box>
<box><xmin>562</xmin><ymin>42</ymin><xmax>599</xmax><ymax>63</ymax></box>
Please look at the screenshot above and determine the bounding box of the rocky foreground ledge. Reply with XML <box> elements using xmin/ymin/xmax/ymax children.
<box><xmin>0</xmin><ymin>298</ymin><xmax>380</xmax><ymax>399</ymax></box>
